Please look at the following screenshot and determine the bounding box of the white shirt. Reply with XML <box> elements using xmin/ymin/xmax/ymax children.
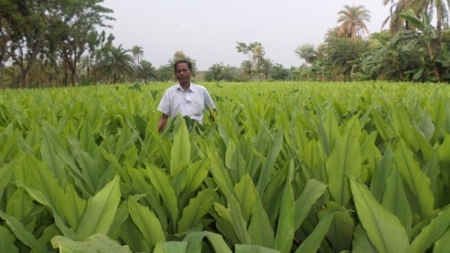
<box><xmin>157</xmin><ymin>83</ymin><xmax>216</xmax><ymax>122</ymax></box>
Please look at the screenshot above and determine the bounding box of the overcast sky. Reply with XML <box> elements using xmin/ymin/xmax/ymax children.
<box><xmin>102</xmin><ymin>0</ymin><xmax>390</xmax><ymax>70</ymax></box>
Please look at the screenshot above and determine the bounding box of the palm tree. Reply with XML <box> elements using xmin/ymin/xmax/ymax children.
<box><xmin>261</xmin><ymin>59</ymin><xmax>273</xmax><ymax>81</ymax></box>
<box><xmin>384</xmin><ymin>0</ymin><xmax>449</xmax><ymax>46</ymax></box>
<box><xmin>337</xmin><ymin>5</ymin><xmax>371</xmax><ymax>38</ymax></box>
<box><xmin>95</xmin><ymin>45</ymin><xmax>136</xmax><ymax>84</ymax></box>
<box><xmin>167</xmin><ymin>51</ymin><xmax>197</xmax><ymax>76</ymax></box>
<box><xmin>137</xmin><ymin>60</ymin><xmax>157</xmax><ymax>83</ymax></box>
<box><xmin>131</xmin><ymin>45</ymin><xmax>144</xmax><ymax>65</ymax></box>
<box><xmin>241</xmin><ymin>60</ymin><xmax>253</xmax><ymax>80</ymax></box>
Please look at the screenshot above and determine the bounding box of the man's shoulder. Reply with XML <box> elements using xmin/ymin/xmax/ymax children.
<box><xmin>190</xmin><ymin>83</ymin><xmax>208</xmax><ymax>92</ymax></box>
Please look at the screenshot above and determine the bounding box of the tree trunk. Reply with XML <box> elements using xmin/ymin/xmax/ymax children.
<box><xmin>20</xmin><ymin>70</ymin><xmax>30</xmax><ymax>88</ymax></box>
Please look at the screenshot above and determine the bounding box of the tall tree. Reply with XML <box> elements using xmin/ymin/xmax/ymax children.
<box><xmin>136</xmin><ymin>60</ymin><xmax>156</xmax><ymax>83</ymax></box>
<box><xmin>337</xmin><ymin>5</ymin><xmax>371</xmax><ymax>38</ymax></box>
<box><xmin>131</xmin><ymin>45</ymin><xmax>144</xmax><ymax>65</ymax></box>
<box><xmin>55</xmin><ymin>0</ymin><xmax>114</xmax><ymax>87</ymax></box>
<box><xmin>95</xmin><ymin>44</ymin><xmax>135</xmax><ymax>84</ymax></box>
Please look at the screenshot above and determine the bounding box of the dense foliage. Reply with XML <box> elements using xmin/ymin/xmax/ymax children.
<box><xmin>1</xmin><ymin>82</ymin><xmax>450</xmax><ymax>252</ymax></box>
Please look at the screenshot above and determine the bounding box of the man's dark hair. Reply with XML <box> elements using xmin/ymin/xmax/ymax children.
<box><xmin>174</xmin><ymin>60</ymin><xmax>192</xmax><ymax>72</ymax></box>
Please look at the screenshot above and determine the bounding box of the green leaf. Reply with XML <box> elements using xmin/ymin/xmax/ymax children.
<box><xmin>171</xmin><ymin>120</ymin><xmax>190</xmax><ymax>176</ymax></box>
<box><xmin>394</xmin><ymin>140</ymin><xmax>434</xmax><ymax>219</ymax></box>
<box><xmin>294</xmin><ymin>210</ymin><xmax>334</xmax><ymax>253</ymax></box>
<box><xmin>0</xmin><ymin>225</ymin><xmax>19</xmax><ymax>253</ymax></box>
<box><xmin>178</xmin><ymin>189</ymin><xmax>214</xmax><ymax>233</ymax></box>
<box><xmin>247</xmin><ymin>193</ymin><xmax>275</xmax><ymax>248</ymax></box>
<box><xmin>128</xmin><ymin>198</ymin><xmax>166</xmax><ymax>249</ymax></box>
<box><xmin>350</xmin><ymin>178</ymin><xmax>410</xmax><ymax>253</ymax></box>
<box><xmin>154</xmin><ymin>241</ymin><xmax>188</xmax><ymax>253</ymax></box>
<box><xmin>76</xmin><ymin>176</ymin><xmax>121</xmax><ymax>240</ymax></box>
<box><xmin>146</xmin><ymin>164</ymin><xmax>179</xmax><ymax>231</ymax></box>
<box><xmin>274</xmin><ymin>162</ymin><xmax>295</xmax><ymax>253</ymax></box>
<box><xmin>184</xmin><ymin>231</ymin><xmax>232</xmax><ymax>253</ymax></box>
<box><xmin>352</xmin><ymin>224</ymin><xmax>377</xmax><ymax>253</ymax></box>
<box><xmin>0</xmin><ymin>210</ymin><xmax>48</xmax><ymax>253</ymax></box>
<box><xmin>51</xmin><ymin>234</ymin><xmax>132</xmax><ymax>253</ymax></box>
<box><xmin>64</xmin><ymin>184</ymin><xmax>87</xmax><ymax>230</ymax></box>
<box><xmin>235</xmin><ymin>245</ymin><xmax>280</xmax><ymax>253</ymax></box>
<box><xmin>325</xmin><ymin>203</ymin><xmax>354</xmax><ymax>252</ymax></box>
<box><xmin>410</xmin><ymin>206</ymin><xmax>450</xmax><ymax>253</ymax></box>
<box><xmin>256</xmin><ymin>129</ymin><xmax>283</xmax><ymax>197</ymax></box>
<box><xmin>370</xmin><ymin>146</ymin><xmax>395</xmax><ymax>202</ymax></box>
<box><xmin>234</xmin><ymin>174</ymin><xmax>258</xmax><ymax>222</ymax></box>
<box><xmin>433</xmin><ymin>226</ymin><xmax>450</xmax><ymax>253</ymax></box>
<box><xmin>294</xmin><ymin>179</ymin><xmax>327</xmax><ymax>229</ymax></box>
<box><xmin>326</xmin><ymin>131</ymin><xmax>361</xmax><ymax>206</ymax></box>
<box><xmin>381</xmin><ymin>167</ymin><xmax>412</xmax><ymax>232</ymax></box>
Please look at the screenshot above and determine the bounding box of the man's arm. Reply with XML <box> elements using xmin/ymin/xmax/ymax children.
<box><xmin>158</xmin><ymin>113</ymin><xmax>169</xmax><ymax>132</ymax></box>
<box><xmin>209</xmin><ymin>108</ymin><xmax>217</xmax><ymax>121</ymax></box>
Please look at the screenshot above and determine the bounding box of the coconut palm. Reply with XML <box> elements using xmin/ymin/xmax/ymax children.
<box><xmin>241</xmin><ymin>60</ymin><xmax>253</xmax><ymax>80</ymax></box>
<box><xmin>131</xmin><ymin>45</ymin><xmax>144</xmax><ymax>65</ymax></box>
<box><xmin>136</xmin><ymin>60</ymin><xmax>157</xmax><ymax>83</ymax></box>
<box><xmin>95</xmin><ymin>44</ymin><xmax>136</xmax><ymax>84</ymax></box>
<box><xmin>337</xmin><ymin>5</ymin><xmax>371</xmax><ymax>38</ymax></box>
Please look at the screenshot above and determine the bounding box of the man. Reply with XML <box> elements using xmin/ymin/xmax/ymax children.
<box><xmin>157</xmin><ymin>60</ymin><xmax>216</xmax><ymax>131</ymax></box>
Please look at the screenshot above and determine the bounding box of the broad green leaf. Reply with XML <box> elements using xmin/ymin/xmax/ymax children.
<box><xmin>128</xmin><ymin>198</ymin><xmax>166</xmax><ymax>249</ymax></box>
<box><xmin>126</xmin><ymin>167</ymin><xmax>168</xmax><ymax>231</ymax></box>
<box><xmin>228</xmin><ymin>195</ymin><xmax>252</xmax><ymax>244</ymax></box>
<box><xmin>235</xmin><ymin>245</ymin><xmax>280</xmax><ymax>253</ymax></box>
<box><xmin>184</xmin><ymin>231</ymin><xmax>232</xmax><ymax>253</ymax></box>
<box><xmin>372</xmin><ymin>110</ymin><xmax>395</xmax><ymax>141</ymax></box>
<box><xmin>146</xmin><ymin>164</ymin><xmax>179</xmax><ymax>231</ymax></box>
<box><xmin>274</xmin><ymin>162</ymin><xmax>295</xmax><ymax>253</ymax></box>
<box><xmin>394</xmin><ymin>140</ymin><xmax>434</xmax><ymax>219</ymax></box>
<box><xmin>247</xmin><ymin>193</ymin><xmax>275</xmax><ymax>248</ymax></box>
<box><xmin>22</xmin><ymin>155</ymin><xmax>65</xmax><ymax>215</ymax></box>
<box><xmin>352</xmin><ymin>224</ymin><xmax>377</xmax><ymax>253</ymax></box>
<box><xmin>0</xmin><ymin>210</ymin><xmax>48</xmax><ymax>253</ymax></box>
<box><xmin>325</xmin><ymin>203</ymin><xmax>354</xmax><ymax>252</ymax></box>
<box><xmin>350</xmin><ymin>178</ymin><xmax>410</xmax><ymax>253</ymax></box>
<box><xmin>6</xmin><ymin>188</ymin><xmax>34</xmax><ymax>221</ymax></box>
<box><xmin>370</xmin><ymin>146</ymin><xmax>394</xmax><ymax>202</ymax></box>
<box><xmin>51</xmin><ymin>234</ymin><xmax>132</xmax><ymax>253</ymax></box>
<box><xmin>118</xmin><ymin>218</ymin><xmax>150</xmax><ymax>252</ymax></box>
<box><xmin>317</xmin><ymin>107</ymin><xmax>340</xmax><ymax>156</ymax></box>
<box><xmin>178</xmin><ymin>189</ymin><xmax>214</xmax><ymax>233</ymax></box>
<box><xmin>326</xmin><ymin>131</ymin><xmax>361</xmax><ymax>206</ymax></box>
<box><xmin>0</xmin><ymin>158</ymin><xmax>21</xmax><ymax>192</ymax></box>
<box><xmin>179</xmin><ymin>159</ymin><xmax>209</xmax><ymax>206</ymax></box>
<box><xmin>0</xmin><ymin>225</ymin><xmax>19</xmax><ymax>253</ymax></box>
<box><xmin>208</xmin><ymin>147</ymin><xmax>234</xmax><ymax>195</ymax></box>
<box><xmin>19</xmin><ymin>184</ymin><xmax>80</xmax><ymax>240</ymax></box>
<box><xmin>410</xmin><ymin>206</ymin><xmax>450</xmax><ymax>253</ymax></box>
<box><xmin>154</xmin><ymin>241</ymin><xmax>188</xmax><ymax>253</ymax></box>
<box><xmin>294</xmin><ymin>210</ymin><xmax>334</xmax><ymax>253</ymax></box>
<box><xmin>294</xmin><ymin>179</ymin><xmax>327</xmax><ymax>229</ymax></box>
<box><xmin>381</xmin><ymin>167</ymin><xmax>412</xmax><ymax>232</ymax></box>
<box><xmin>433</xmin><ymin>226</ymin><xmax>450</xmax><ymax>253</ymax></box>
<box><xmin>64</xmin><ymin>184</ymin><xmax>87</xmax><ymax>229</ymax></box>
<box><xmin>234</xmin><ymin>174</ymin><xmax>258</xmax><ymax>222</ymax></box>
<box><xmin>41</xmin><ymin>125</ymin><xmax>68</xmax><ymax>187</ymax></box>
<box><xmin>171</xmin><ymin>120</ymin><xmax>190</xmax><ymax>176</ymax></box>
<box><xmin>256</xmin><ymin>129</ymin><xmax>283</xmax><ymax>197</ymax></box>
<box><xmin>76</xmin><ymin>176</ymin><xmax>121</xmax><ymax>240</ymax></box>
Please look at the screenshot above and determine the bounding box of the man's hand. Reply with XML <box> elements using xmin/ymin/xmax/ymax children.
<box><xmin>158</xmin><ymin>114</ymin><xmax>169</xmax><ymax>132</ymax></box>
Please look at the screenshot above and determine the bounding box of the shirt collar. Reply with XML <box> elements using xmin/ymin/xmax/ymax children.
<box><xmin>177</xmin><ymin>83</ymin><xmax>195</xmax><ymax>92</ymax></box>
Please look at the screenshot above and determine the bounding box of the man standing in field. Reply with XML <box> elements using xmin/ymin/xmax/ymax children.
<box><xmin>157</xmin><ymin>60</ymin><xmax>216</xmax><ymax>131</ymax></box>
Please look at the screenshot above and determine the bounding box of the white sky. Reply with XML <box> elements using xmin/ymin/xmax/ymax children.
<box><xmin>102</xmin><ymin>0</ymin><xmax>390</xmax><ymax>70</ymax></box>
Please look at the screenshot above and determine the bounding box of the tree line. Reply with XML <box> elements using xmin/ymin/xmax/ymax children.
<box><xmin>2</xmin><ymin>1</ymin><xmax>450</xmax><ymax>88</ymax></box>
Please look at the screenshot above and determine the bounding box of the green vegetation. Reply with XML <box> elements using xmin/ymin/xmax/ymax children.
<box><xmin>1</xmin><ymin>82</ymin><xmax>450</xmax><ymax>252</ymax></box>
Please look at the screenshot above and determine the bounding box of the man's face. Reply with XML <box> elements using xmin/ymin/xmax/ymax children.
<box><xmin>175</xmin><ymin>63</ymin><xmax>191</xmax><ymax>84</ymax></box>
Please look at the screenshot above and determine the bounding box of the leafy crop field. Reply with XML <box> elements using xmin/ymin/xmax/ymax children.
<box><xmin>1</xmin><ymin>82</ymin><xmax>450</xmax><ymax>253</ymax></box>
